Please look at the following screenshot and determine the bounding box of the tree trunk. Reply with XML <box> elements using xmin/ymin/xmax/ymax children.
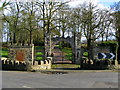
<box><xmin>13</xmin><ymin>32</ymin><xmax>16</xmax><ymax>43</ymax></box>
<box><xmin>101</xmin><ymin>34</ymin><xmax>104</xmax><ymax>42</ymax></box>
<box><xmin>117</xmin><ymin>38</ymin><xmax>120</xmax><ymax>63</ymax></box>
<box><xmin>61</xmin><ymin>31</ymin><xmax>65</xmax><ymax>47</ymax></box>
<box><xmin>116</xmin><ymin>42</ymin><xmax>118</xmax><ymax>61</ymax></box>
<box><xmin>106</xmin><ymin>36</ymin><xmax>108</xmax><ymax>41</ymax></box>
<box><xmin>29</xmin><ymin>31</ymin><xmax>32</xmax><ymax>44</ymax></box>
<box><xmin>6</xmin><ymin>32</ymin><xmax>9</xmax><ymax>45</ymax></box>
<box><xmin>87</xmin><ymin>39</ymin><xmax>94</xmax><ymax>61</ymax></box>
<box><xmin>116</xmin><ymin>27</ymin><xmax>120</xmax><ymax>63</ymax></box>
<box><xmin>87</xmin><ymin>39</ymin><xmax>91</xmax><ymax>60</ymax></box>
<box><xmin>90</xmin><ymin>42</ymin><xmax>94</xmax><ymax>60</ymax></box>
<box><xmin>73</xmin><ymin>32</ymin><xmax>76</xmax><ymax>63</ymax></box>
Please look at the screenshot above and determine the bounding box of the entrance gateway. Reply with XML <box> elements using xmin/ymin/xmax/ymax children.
<box><xmin>44</xmin><ymin>32</ymin><xmax>82</xmax><ymax>64</ymax></box>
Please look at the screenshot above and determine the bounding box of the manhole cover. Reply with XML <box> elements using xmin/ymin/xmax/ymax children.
<box><xmin>41</xmin><ymin>71</ymin><xmax>68</xmax><ymax>74</ymax></box>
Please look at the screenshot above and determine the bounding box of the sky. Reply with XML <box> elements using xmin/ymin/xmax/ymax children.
<box><xmin>0</xmin><ymin>0</ymin><xmax>119</xmax><ymax>8</ymax></box>
<box><xmin>68</xmin><ymin>0</ymin><xmax>119</xmax><ymax>8</ymax></box>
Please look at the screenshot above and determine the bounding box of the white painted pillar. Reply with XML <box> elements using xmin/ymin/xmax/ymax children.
<box><xmin>32</xmin><ymin>44</ymin><xmax>34</xmax><ymax>65</ymax></box>
<box><xmin>49</xmin><ymin>34</ymin><xmax>52</xmax><ymax>56</ymax></box>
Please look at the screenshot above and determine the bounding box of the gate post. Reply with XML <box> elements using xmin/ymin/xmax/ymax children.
<box><xmin>44</xmin><ymin>33</ymin><xmax>52</xmax><ymax>60</ymax></box>
<box><xmin>32</xmin><ymin>44</ymin><xmax>34</xmax><ymax>65</ymax></box>
<box><xmin>75</xmin><ymin>32</ymin><xmax>81</xmax><ymax>64</ymax></box>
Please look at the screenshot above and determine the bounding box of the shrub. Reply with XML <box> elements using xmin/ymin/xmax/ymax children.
<box><xmin>98</xmin><ymin>41</ymin><xmax>117</xmax><ymax>53</ymax></box>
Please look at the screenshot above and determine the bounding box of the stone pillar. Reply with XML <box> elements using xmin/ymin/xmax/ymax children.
<box><xmin>44</xmin><ymin>33</ymin><xmax>51</xmax><ymax>59</ymax></box>
<box><xmin>49</xmin><ymin>34</ymin><xmax>52</xmax><ymax>56</ymax></box>
<box><xmin>75</xmin><ymin>32</ymin><xmax>81</xmax><ymax>64</ymax></box>
<box><xmin>76</xmin><ymin>49</ymin><xmax>81</xmax><ymax>64</ymax></box>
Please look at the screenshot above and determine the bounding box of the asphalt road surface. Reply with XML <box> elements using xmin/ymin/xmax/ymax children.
<box><xmin>1</xmin><ymin>71</ymin><xmax>118</xmax><ymax>88</ymax></box>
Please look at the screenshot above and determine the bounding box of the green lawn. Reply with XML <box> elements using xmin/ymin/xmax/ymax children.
<box><xmin>35</xmin><ymin>46</ymin><xmax>44</xmax><ymax>61</ymax></box>
<box><xmin>0</xmin><ymin>47</ymin><xmax>8</xmax><ymax>57</ymax></box>
<box><xmin>36</xmin><ymin>57</ymin><xmax>43</xmax><ymax>60</ymax></box>
<box><xmin>36</xmin><ymin>52</ymin><xmax>43</xmax><ymax>56</ymax></box>
<box><xmin>61</xmin><ymin>47</ymin><xmax>72</xmax><ymax>60</ymax></box>
<box><xmin>65</xmin><ymin>53</ymin><xmax>72</xmax><ymax>56</ymax></box>
<box><xmin>35</xmin><ymin>46</ymin><xmax>44</xmax><ymax>50</ymax></box>
<box><xmin>65</xmin><ymin>57</ymin><xmax>72</xmax><ymax>60</ymax></box>
<box><xmin>55</xmin><ymin>45</ymin><xmax>59</xmax><ymax>48</ymax></box>
<box><xmin>62</xmin><ymin>48</ymin><xmax>72</xmax><ymax>53</ymax></box>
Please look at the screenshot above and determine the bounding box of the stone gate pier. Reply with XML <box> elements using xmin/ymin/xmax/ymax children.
<box><xmin>44</xmin><ymin>32</ymin><xmax>82</xmax><ymax>64</ymax></box>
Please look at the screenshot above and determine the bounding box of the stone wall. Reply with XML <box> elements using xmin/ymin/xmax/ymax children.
<box><xmin>81</xmin><ymin>58</ymin><xmax>118</xmax><ymax>70</ymax></box>
<box><xmin>1</xmin><ymin>44</ymin><xmax>52</xmax><ymax>71</ymax></box>
<box><xmin>1</xmin><ymin>58</ymin><xmax>51</xmax><ymax>71</ymax></box>
<box><xmin>1</xmin><ymin>59</ymin><xmax>27</xmax><ymax>70</ymax></box>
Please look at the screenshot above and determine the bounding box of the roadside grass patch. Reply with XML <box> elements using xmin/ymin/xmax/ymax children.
<box><xmin>52</xmin><ymin>64</ymin><xmax>80</xmax><ymax>69</ymax></box>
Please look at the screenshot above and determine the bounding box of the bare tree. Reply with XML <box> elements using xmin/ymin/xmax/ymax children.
<box><xmin>3</xmin><ymin>1</ymin><xmax>22</xmax><ymax>44</ymax></box>
<box><xmin>100</xmin><ymin>10</ymin><xmax>112</xmax><ymax>42</ymax></box>
<box><xmin>37</xmin><ymin>0</ymin><xmax>69</xmax><ymax>58</ymax></box>
<box><xmin>111</xmin><ymin>1</ymin><xmax>120</xmax><ymax>63</ymax></box>
<box><xmin>80</xmin><ymin>2</ymin><xmax>110</xmax><ymax>60</ymax></box>
<box><xmin>20</xmin><ymin>2</ymin><xmax>38</xmax><ymax>44</ymax></box>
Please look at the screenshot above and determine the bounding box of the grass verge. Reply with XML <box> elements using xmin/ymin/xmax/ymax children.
<box><xmin>52</xmin><ymin>64</ymin><xmax>80</xmax><ymax>69</ymax></box>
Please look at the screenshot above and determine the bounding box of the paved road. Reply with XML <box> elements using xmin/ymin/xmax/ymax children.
<box><xmin>2</xmin><ymin>71</ymin><xmax>118</xmax><ymax>88</ymax></box>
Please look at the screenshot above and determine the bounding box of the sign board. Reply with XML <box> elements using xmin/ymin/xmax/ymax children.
<box><xmin>98</xmin><ymin>53</ymin><xmax>115</xmax><ymax>60</ymax></box>
<box><xmin>15</xmin><ymin>50</ymin><xmax>25</xmax><ymax>61</ymax></box>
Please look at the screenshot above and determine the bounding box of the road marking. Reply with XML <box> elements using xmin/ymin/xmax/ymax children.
<box><xmin>22</xmin><ymin>85</ymin><xmax>32</xmax><ymax>88</ymax></box>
